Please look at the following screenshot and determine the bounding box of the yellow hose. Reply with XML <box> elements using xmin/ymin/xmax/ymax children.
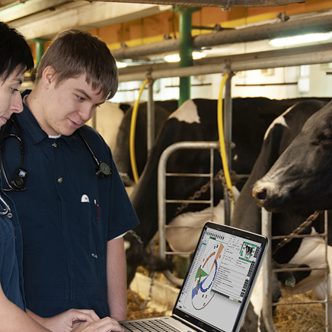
<box><xmin>129</xmin><ymin>79</ymin><xmax>148</xmax><ymax>184</ymax></box>
<box><xmin>217</xmin><ymin>73</ymin><xmax>235</xmax><ymax>203</ymax></box>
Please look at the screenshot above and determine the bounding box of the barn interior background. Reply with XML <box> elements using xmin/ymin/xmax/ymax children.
<box><xmin>2</xmin><ymin>0</ymin><xmax>332</xmax><ymax>102</ymax></box>
<box><xmin>2</xmin><ymin>0</ymin><xmax>332</xmax><ymax>331</ymax></box>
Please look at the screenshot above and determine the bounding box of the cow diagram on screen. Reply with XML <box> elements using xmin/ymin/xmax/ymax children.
<box><xmin>191</xmin><ymin>242</ymin><xmax>224</xmax><ymax>310</ymax></box>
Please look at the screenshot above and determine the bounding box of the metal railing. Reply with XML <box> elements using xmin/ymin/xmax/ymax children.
<box><xmin>157</xmin><ymin>141</ymin><xmax>219</xmax><ymax>286</ymax></box>
<box><xmin>261</xmin><ymin>209</ymin><xmax>330</xmax><ymax>331</ymax></box>
<box><xmin>157</xmin><ymin>141</ymin><xmax>330</xmax><ymax>330</ymax></box>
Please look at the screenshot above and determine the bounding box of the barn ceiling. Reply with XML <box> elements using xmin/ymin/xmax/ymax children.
<box><xmin>90</xmin><ymin>0</ymin><xmax>305</xmax><ymax>6</ymax></box>
<box><xmin>0</xmin><ymin>1</ymin><xmax>172</xmax><ymax>40</ymax></box>
<box><xmin>2</xmin><ymin>0</ymin><xmax>332</xmax><ymax>65</ymax></box>
<box><xmin>0</xmin><ymin>0</ymin><xmax>323</xmax><ymax>41</ymax></box>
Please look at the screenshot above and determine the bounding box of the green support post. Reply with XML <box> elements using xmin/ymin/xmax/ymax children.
<box><xmin>177</xmin><ymin>7</ymin><xmax>194</xmax><ymax>107</ymax></box>
<box><xmin>34</xmin><ymin>38</ymin><xmax>47</xmax><ymax>66</ymax></box>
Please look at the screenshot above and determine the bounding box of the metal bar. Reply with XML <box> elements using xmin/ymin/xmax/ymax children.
<box><xmin>113</xmin><ymin>11</ymin><xmax>332</xmax><ymax>60</ymax></box>
<box><xmin>261</xmin><ymin>208</ymin><xmax>276</xmax><ymax>332</ymax></box>
<box><xmin>147</xmin><ymin>79</ymin><xmax>155</xmax><ymax>156</ymax></box>
<box><xmin>273</xmin><ymin>300</ymin><xmax>330</xmax><ymax>306</ymax></box>
<box><xmin>165</xmin><ymin>251</ymin><xmax>192</xmax><ymax>255</ymax></box>
<box><xmin>158</xmin><ymin>141</ymin><xmax>219</xmax><ymax>287</ymax></box>
<box><xmin>273</xmin><ymin>266</ymin><xmax>328</xmax><ymax>273</ymax></box>
<box><xmin>223</xmin><ymin>74</ymin><xmax>232</xmax><ymax>226</ymax></box>
<box><xmin>34</xmin><ymin>38</ymin><xmax>46</xmax><ymax>66</ymax></box>
<box><xmin>165</xmin><ymin>225</ymin><xmax>204</xmax><ymax>228</ymax></box>
<box><xmin>272</xmin><ymin>233</ymin><xmax>327</xmax><ymax>240</ymax></box>
<box><xmin>178</xmin><ymin>6</ymin><xmax>193</xmax><ymax>106</ymax></box>
<box><xmin>119</xmin><ymin>43</ymin><xmax>332</xmax><ymax>82</ymax></box>
<box><xmin>324</xmin><ymin>210</ymin><xmax>330</xmax><ymax>331</ymax></box>
<box><xmin>210</xmin><ymin>146</ymin><xmax>214</xmax><ymax>211</ymax></box>
<box><xmin>165</xmin><ymin>172</ymin><xmax>211</xmax><ymax>177</ymax></box>
<box><xmin>165</xmin><ymin>199</ymin><xmax>211</xmax><ymax>204</ymax></box>
<box><xmin>118</xmin><ymin>42</ymin><xmax>332</xmax><ymax>75</ymax></box>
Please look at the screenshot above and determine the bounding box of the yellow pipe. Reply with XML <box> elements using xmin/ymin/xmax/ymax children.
<box><xmin>217</xmin><ymin>73</ymin><xmax>235</xmax><ymax>203</ymax></box>
<box><xmin>129</xmin><ymin>79</ymin><xmax>148</xmax><ymax>184</ymax></box>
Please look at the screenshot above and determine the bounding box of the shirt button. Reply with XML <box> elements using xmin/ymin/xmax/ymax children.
<box><xmin>52</xmin><ymin>142</ymin><xmax>57</xmax><ymax>148</ymax></box>
<box><xmin>7</xmin><ymin>213</ymin><xmax>12</xmax><ymax>219</ymax></box>
<box><xmin>57</xmin><ymin>177</ymin><xmax>63</xmax><ymax>183</ymax></box>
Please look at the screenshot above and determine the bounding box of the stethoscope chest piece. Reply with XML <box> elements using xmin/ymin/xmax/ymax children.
<box><xmin>96</xmin><ymin>161</ymin><xmax>112</xmax><ymax>177</ymax></box>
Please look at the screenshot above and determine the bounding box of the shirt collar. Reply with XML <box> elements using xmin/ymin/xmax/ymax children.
<box><xmin>19</xmin><ymin>90</ymin><xmax>48</xmax><ymax>144</ymax></box>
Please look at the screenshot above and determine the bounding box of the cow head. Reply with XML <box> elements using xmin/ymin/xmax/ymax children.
<box><xmin>252</xmin><ymin>101</ymin><xmax>332</xmax><ymax>213</ymax></box>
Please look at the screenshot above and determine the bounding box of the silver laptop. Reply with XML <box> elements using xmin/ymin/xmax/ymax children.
<box><xmin>122</xmin><ymin>222</ymin><xmax>268</xmax><ymax>332</ymax></box>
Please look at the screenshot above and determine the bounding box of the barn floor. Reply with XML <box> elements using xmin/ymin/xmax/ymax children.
<box><xmin>127</xmin><ymin>272</ymin><xmax>327</xmax><ymax>331</ymax></box>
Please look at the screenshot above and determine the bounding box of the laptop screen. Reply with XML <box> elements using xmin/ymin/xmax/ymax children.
<box><xmin>173</xmin><ymin>222</ymin><xmax>267</xmax><ymax>332</ymax></box>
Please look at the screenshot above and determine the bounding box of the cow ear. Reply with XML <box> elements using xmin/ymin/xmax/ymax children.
<box><xmin>119</xmin><ymin>103</ymin><xmax>132</xmax><ymax>114</ymax></box>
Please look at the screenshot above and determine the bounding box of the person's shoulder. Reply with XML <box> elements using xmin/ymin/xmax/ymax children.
<box><xmin>80</xmin><ymin>125</ymin><xmax>103</xmax><ymax>141</ymax></box>
<box><xmin>79</xmin><ymin>125</ymin><xmax>110</xmax><ymax>152</ymax></box>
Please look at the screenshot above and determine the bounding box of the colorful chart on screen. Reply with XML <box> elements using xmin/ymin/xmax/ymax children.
<box><xmin>191</xmin><ymin>242</ymin><xmax>224</xmax><ymax>310</ymax></box>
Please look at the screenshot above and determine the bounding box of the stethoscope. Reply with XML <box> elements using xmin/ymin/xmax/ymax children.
<box><xmin>0</xmin><ymin>116</ymin><xmax>112</xmax><ymax>193</ymax></box>
<box><xmin>0</xmin><ymin>195</ymin><xmax>11</xmax><ymax>216</ymax></box>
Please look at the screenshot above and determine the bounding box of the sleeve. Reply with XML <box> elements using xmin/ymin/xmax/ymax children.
<box><xmin>107</xmin><ymin>157</ymin><xmax>140</xmax><ymax>240</ymax></box>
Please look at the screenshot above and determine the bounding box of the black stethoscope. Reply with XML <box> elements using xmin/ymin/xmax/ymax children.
<box><xmin>0</xmin><ymin>116</ymin><xmax>112</xmax><ymax>192</ymax></box>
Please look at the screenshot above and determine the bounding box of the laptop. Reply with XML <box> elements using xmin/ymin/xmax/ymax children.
<box><xmin>122</xmin><ymin>221</ymin><xmax>268</xmax><ymax>332</ymax></box>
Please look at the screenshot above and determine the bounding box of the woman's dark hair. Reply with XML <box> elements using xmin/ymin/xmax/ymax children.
<box><xmin>0</xmin><ymin>22</ymin><xmax>34</xmax><ymax>80</ymax></box>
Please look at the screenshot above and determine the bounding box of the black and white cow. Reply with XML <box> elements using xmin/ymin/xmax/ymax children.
<box><xmin>232</xmin><ymin>99</ymin><xmax>331</xmax><ymax>330</ymax></box>
<box><xmin>113</xmin><ymin>100</ymin><xmax>178</xmax><ymax>184</ymax></box>
<box><xmin>125</xmin><ymin>97</ymin><xmax>311</xmax><ymax>285</ymax></box>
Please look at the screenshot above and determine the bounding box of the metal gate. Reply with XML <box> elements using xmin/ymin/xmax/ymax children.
<box><xmin>261</xmin><ymin>209</ymin><xmax>330</xmax><ymax>331</ymax></box>
<box><xmin>157</xmin><ymin>141</ymin><xmax>331</xmax><ymax>330</ymax></box>
<box><xmin>157</xmin><ymin>141</ymin><xmax>220</xmax><ymax>286</ymax></box>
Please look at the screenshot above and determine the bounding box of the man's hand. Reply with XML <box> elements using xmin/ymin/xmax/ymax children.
<box><xmin>42</xmin><ymin>309</ymin><xmax>100</xmax><ymax>332</ymax></box>
<box><xmin>72</xmin><ymin>316</ymin><xmax>125</xmax><ymax>332</ymax></box>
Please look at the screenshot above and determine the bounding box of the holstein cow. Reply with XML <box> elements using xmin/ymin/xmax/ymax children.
<box><xmin>113</xmin><ymin>100</ymin><xmax>178</xmax><ymax>184</ymax></box>
<box><xmin>87</xmin><ymin>101</ymin><xmax>131</xmax><ymax>151</ymax></box>
<box><xmin>125</xmin><ymin>97</ymin><xmax>312</xmax><ymax>285</ymax></box>
<box><xmin>232</xmin><ymin>99</ymin><xmax>331</xmax><ymax>330</ymax></box>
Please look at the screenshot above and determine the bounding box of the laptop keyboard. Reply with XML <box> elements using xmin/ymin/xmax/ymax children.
<box><xmin>122</xmin><ymin>318</ymin><xmax>181</xmax><ymax>332</ymax></box>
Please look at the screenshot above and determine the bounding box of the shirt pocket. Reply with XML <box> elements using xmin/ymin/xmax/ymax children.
<box><xmin>77</xmin><ymin>194</ymin><xmax>105</xmax><ymax>260</ymax></box>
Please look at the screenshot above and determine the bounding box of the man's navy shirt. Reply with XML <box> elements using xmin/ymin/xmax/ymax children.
<box><xmin>2</xmin><ymin>91</ymin><xmax>139</xmax><ymax>317</ymax></box>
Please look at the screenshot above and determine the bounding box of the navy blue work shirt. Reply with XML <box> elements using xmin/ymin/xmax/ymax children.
<box><xmin>2</xmin><ymin>90</ymin><xmax>139</xmax><ymax>317</ymax></box>
<box><xmin>0</xmin><ymin>191</ymin><xmax>25</xmax><ymax>310</ymax></box>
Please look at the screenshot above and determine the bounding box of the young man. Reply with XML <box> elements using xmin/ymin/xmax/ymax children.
<box><xmin>2</xmin><ymin>29</ymin><xmax>139</xmax><ymax>321</ymax></box>
<box><xmin>0</xmin><ymin>22</ymin><xmax>124</xmax><ymax>332</ymax></box>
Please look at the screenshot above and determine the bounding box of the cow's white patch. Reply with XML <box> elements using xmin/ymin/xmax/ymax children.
<box><xmin>285</xmin><ymin>228</ymin><xmax>330</xmax><ymax>295</ymax></box>
<box><xmin>124</xmin><ymin>240</ymin><xmax>131</xmax><ymax>251</ymax></box>
<box><xmin>169</xmin><ymin>99</ymin><xmax>200</xmax><ymax>124</ymax></box>
<box><xmin>166</xmin><ymin>188</ymin><xmax>239</xmax><ymax>253</ymax></box>
<box><xmin>281</xmin><ymin>228</ymin><xmax>332</xmax><ymax>327</ymax></box>
<box><xmin>89</xmin><ymin>102</ymin><xmax>127</xmax><ymax>151</ymax></box>
<box><xmin>264</xmin><ymin>115</ymin><xmax>288</xmax><ymax>140</ymax></box>
<box><xmin>250</xmin><ymin>269</ymin><xmax>263</xmax><ymax>330</ymax></box>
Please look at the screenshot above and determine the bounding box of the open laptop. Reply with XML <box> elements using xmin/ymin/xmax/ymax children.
<box><xmin>122</xmin><ymin>221</ymin><xmax>268</xmax><ymax>332</ymax></box>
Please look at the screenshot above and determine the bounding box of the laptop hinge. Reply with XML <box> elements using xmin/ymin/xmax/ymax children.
<box><xmin>171</xmin><ymin>314</ymin><xmax>206</xmax><ymax>332</ymax></box>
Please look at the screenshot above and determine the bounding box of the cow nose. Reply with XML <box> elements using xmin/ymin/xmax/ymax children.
<box><xmin>252</xmin><ymin>181</ymin><xmax>276</xmax><ymax>206</ymax></box>
<box><xmin>253</xmin><ymin>186</ymin><xmax>267</xmax><ymax>201</ymax></box>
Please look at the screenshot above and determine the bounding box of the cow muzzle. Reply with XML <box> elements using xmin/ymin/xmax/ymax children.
<box><xmin>252</xmin><ymin>180</ymin><xmax>284</xmax><ymax>211</ymax></box>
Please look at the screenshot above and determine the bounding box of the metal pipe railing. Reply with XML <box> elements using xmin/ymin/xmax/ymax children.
<box><xmin>261</xmin><ymin>208</ymin><xmax>330</xmax><ymax>331</ymax></box>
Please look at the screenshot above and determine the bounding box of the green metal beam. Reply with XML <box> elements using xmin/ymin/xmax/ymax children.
<box><xmin>34</xmin><ymin>38</ymin><xmax>47</xmax><ymax>66</ymax></box>
<box><xmin>177</xmin><ymin>7</ymin><xmax>195</xmax><ymax>106</ymax></box>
